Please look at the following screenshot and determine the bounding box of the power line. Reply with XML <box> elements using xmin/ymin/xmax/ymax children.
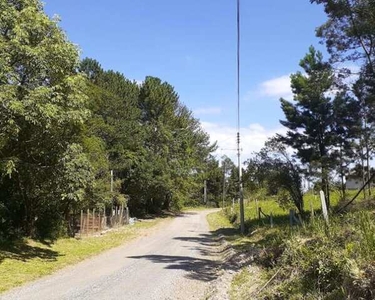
<box><xmin>236</xmin><ymin>0</ymin><xmax>245</xmax><ymax>234</ymax></box>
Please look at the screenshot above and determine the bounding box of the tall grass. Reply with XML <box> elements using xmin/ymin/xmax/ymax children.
<box><xmin>217</xmin><ymin>189</ymin><xmax>375</xmax><ymax>299</ymax></box>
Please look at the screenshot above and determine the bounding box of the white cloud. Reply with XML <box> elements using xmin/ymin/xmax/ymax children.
<box><xmin>201</xmin><ymin>121</ymin><xmax>287</xmax><ymax>164</ymax></box>
<box><xmin>245</xmin><ymin>74</ymin><xmax>293</xmax><ymax>102</ymax></box>
<box><xmin>194</xmin><ymin>107</ymin><xmax>222</xmax><ymax>116</ymax></box>
<box><xmin>259</xmin><ymin>75</ymin><xmax>293</xmax><ymax>99</ymax></box>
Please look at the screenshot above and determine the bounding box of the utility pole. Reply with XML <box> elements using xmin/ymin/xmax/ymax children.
<box><xmin>204</xmin><ymin>180</ymin><xmax>207</xmax><ymax>204</ymax></box>
<box><xmin>110</xmin><ymin>170</ymin><xmax>114</xmax><ymax>193</ymax></box>
<box><xmin>110</xmin><ymin>170</ymin><xmax>114</xmax><ymax>214</ymax></box>
<box><xmin>237</xmin><ymin>0</ymin><xmax>245</xmax><ymax>234</ymax></box>
<box><xmin>222</xmin><ymin>162</ymin><xmax>226</xmax><ymax>209</ymax></box>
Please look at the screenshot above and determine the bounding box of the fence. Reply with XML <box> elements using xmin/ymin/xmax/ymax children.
<box><xmin>108</xmin><ymin>206</ymin><xmax>130</xmax><ymax>228</ymax></box>
<box><xmin>78</xmin><ymin>206</ymin><xmax>130</xmax><ymax>236</ymax></box>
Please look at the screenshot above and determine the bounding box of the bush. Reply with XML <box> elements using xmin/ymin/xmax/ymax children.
<box><xmin>259</xmin><ymin>213</ymin><xmax>375</xmax><ymax>299</ymax></box>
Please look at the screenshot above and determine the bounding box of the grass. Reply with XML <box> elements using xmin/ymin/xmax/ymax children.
<box><xmin>0</xmin><ymin>218</ymin><xmax>168</xmax><ymax>293</ymax></box>
<box><xmin>207</xmin><ymin>189</ymin><xmax>375</xmax><ymax>299</ymax></box>
<box><xmin>207</xmin><ymin>210</ymin><xmax>234</xmax><ymax>232</ymax></box>
<box><xmin>224</xmin><ymin>190</ymin><xmax>365</xmax><ymax>230</ymax></box>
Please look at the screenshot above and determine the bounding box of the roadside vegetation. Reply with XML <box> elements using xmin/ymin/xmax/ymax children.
<box><xmin>0</xmin><ymin>217</ymin><xmax>167</xmax><ymax>293</ymax></box>
<box><xmin>206</xmin><ymin>1</ymin><xmax>375</xmax><ymax>298</ymax></box>
<box><xmin>208</xmin><ymin>191</ymin><xmax>375</xmax><ymax>299</ymax></box>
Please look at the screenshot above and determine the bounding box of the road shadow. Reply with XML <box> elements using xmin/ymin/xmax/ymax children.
<box><xmin>128</xmin><ymin>231</ymin><xmax>238</xmax><ymax>282</ymax></box>
<box><xmin>0</xmin><ymin>240</ymin><xmax>60</xmax><ymax>264</ymax></box>
<box><xmin>173</xmin><ymin>234</ymin><xmax>218</xmax><ymax>247</ymax></box>
<box><xmin>128</xmin><ymin>254</ymin><xmax>219</xmax><ymax>282</ymax></box>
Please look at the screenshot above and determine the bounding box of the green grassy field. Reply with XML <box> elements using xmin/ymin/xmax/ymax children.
<box><xmin>0</xmin><ymin>218</ymin><xmax>167</xmax><ymax>293</ymax></box>
<box><xmin>224</xmin><ymin>189</ymin><xmax>367</xmax><ymax>228</ymax></box>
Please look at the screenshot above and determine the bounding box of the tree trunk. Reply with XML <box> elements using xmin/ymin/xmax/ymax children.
<box><xmin>64</xmin><ymin>201</ymin><xmax>73</xmax><ymax>237</ymax></box>
<box><xmin>341</xmin><ymin>173</ymin><xmax>346</xmax><ymax>201</ymax></box>
<box><xmin>163</xmin><ymin>194</ymin><xmax>171</xmax><ymax>210</ymax></box>
<box><xmin>339</xmin><ymin>146</ymin><xmax>346</xmax><ymax>201</ymax></box>
<box><xmin>361</xmin><ymin>149</ymin><xmax>367</xmax><ymax>200</ymax></box>
<box><xmin>325</xmin><ymin>178</ymin><xmax>330</xmax><ymax>210</ymax></box>
<box><xmin>366</xmin><ymin>144</ymin><xmax>371</xmax><ymax>197</ymax></box>
<box><xmin>17</xmin><ymin>174</ymin><xmax>36</xmax><ymax>237</ymax></box>
<box><xmin>322</xmin><ymin>166</ymin><xmax>330</xmax><ymax>210</ymax></box>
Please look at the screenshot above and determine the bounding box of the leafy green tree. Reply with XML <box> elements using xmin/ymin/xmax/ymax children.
<box><xmin>331</xmin><ymin>92</ymin><xmax>361</xmax><ymax>200</ymax></box>
<box><xmin>0</xmin><ymin>1</ymin><xmax>218</xmax><ymax>238</ymax></box>
<box><xmin>121</xmin><ymin>76</ymin><xmax>215</xmax><ymax>213</ymax></box>
<box><xmin>220</xmin><ymin>155</ymin><xmax>235</xmax><ymax>206</ymax></box>
<box><xmin>80</xmin><ymin>58</ymin><xmax>142</xmax><ymax>210</ymax></box>
<box><xmin>279</xmin><ymin>47</ymin><xmax>335</xmax><ymax>208</ymax></box>
<box><xmin>312</xmin><ymin>0</ymin><xmax>375</xmax><ymax>72</ymax></box>
<box><xmin>264</xmin><ymin>139</ymin><xmax>304</xmax><ymax>214</ymax></box>
<box><xmin>0</xmin><ymin>0</ymin><xmax>91</xmax><ymax>237</ymax></box>
<box><xmin>352</xmin><ymin>71</ymin><xmax>375</xmax><ymax>198</ymax></box>
<box><xmin>312</xmin><ymin>0</ymin><xmax>375</xmax><ymax>198</ymax></box>
<box><xmin>243</xmin><ymin>139</ymin><xmax>304</xmax><ymax>214</ymax></box>
<box><xmin>226</xmin><ymin>164</ymin><xmax>239</xmax><ymax>203</ymax></box>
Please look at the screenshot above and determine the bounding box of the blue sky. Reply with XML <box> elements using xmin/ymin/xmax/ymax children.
<box><xmin>44</xmin><ymin>1</ymin><xmax>328</xmax><ymax>161</ymax></box>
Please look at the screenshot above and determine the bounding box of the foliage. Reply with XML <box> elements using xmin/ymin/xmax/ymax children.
<box><xmin>0</xmin><ymin>1</ymin><xmax>217</xmax><ymax>238</ymax></box>
<box><xmin>312</xmin><ymin>0</ymin><xmax>375</xmax><ymax>201</ymax></box>
<box><xmin>312</xmin><ymin>0</ymin><xmax>375</xmax><ymax>70</ymax></box>
<box><xmin>243</xmin><ymin>138</ymin><xmax>304</xmax><ymax>214</ymax></box>
<box><xmin>0</xmin><ymin>0</ymin><xmax>91</xmax><ymax>237</ymax></box>
<box><xmin>211</xmin><ymin>196</ymin><xmax>375</xmax><ymax>299</ymax></box>
<box><xmin>278</xmin><ymin>46</ymin><xmax>337</xmax><ymax>209</ymax></box>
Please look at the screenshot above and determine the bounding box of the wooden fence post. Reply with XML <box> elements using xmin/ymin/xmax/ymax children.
<box><xmin>98</xmin><ymin>210</ymin><xmax>101</xmax><ymax>232</ymax></box>
<box><xmin>93</xmin><ymin>209</ymin><xmax>96</xmax><ymax>234</ymax></box>
<box><xmin>270</xmin><ymin>213</ymin><xmax>274</xmax><ymax>228</ymax></box>
<box><xmin>258</xmin><ymin>207</ymin><xmax>261</xmax><ymax>221</ymax></box>
<box><xmin>80</xmin><ymin>210</ymin><xmax>83</xmax><ymax>237</ymax></box>
<box><xmin>86</xmin><ymin>209</ymin><xmax>89</xmax><ymax>235</ymax></box>
<box><xmin>320</xmin><ymin>190</ymin><xmax>329</xmax><ymax>225</ymax></box>
<box><xmin>120</xmin><ymin>204</ymin><xmax>124</xmax><ymax>225</ymax></box>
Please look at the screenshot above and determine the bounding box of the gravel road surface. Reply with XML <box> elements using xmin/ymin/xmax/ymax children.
<box><xmin>1</xmin><ymin>210</ymin><xmax>220</xmax><ymax>300</ymax></box>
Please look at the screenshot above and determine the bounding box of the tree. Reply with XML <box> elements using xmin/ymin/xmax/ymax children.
<box><xmin>243</xmin><ymin>139</ymin><xmax>304</xmax><ymax>214</ymax></box>
<box><xmin>312</xmin><ymin>0</ymin><xmax>375</xmax><ymax>73</ymax></box>
<box><xmin>220</xmin><ymin>155</ymin><xmax>235</xmax><ymax>206</ymax></box>
<box><xmin>265</xmin><ymin>139</ymin><xmax>304</xmax><ymax>214</ymax></box>
<box><xmin>331</xmin><ymin>92</ymin><xmax>361</xmax><ymax>200</ymax></box>
<box><xmin>0</xmin><ymin>0</ymin><xmax>91</xmax><ymax>237</ymax></box>
<box><xmin>121</xmin><ymin>76</ymin><xmax>216</xmax><ymax>213</ymax></box>
<box><xmin>352</xmin><ymin>70</ymin><xmax>375</xmax><ymax>198</ymax></box>
<box><xmin>279</xmin><ymin>46</ymin><xmax>335</xmax><ymax>209</ymax></box>
<box><xmin>312</xmin><ymin>0</ymin><xmax>375</xmax><ymax>200</ymax></box>
<box><xmin>0</xmin><ymin>1</ymin><xmax>218</xmax><ymax>238</ymax></box>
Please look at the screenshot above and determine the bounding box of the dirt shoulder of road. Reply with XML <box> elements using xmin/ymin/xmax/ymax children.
<box><xmin>0</xmin><ymin>216</ymin><xmax>172</xmax><ymax>294</ymax></box>
<box><xmin>205</xmin><ymin>211</ymin><xmax>262</xmax><ymax>300</ymax></box>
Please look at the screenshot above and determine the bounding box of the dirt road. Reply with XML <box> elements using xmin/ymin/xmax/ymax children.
<box><xmin>1</xmin><ymin>210</ymin><xmax>220</xmax><ymax>300</ymax></box>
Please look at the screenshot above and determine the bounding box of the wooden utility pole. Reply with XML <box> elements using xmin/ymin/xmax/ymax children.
<box><xmin>222</xmin><ymin>162</ymin><xmax>226</xmax><ymax>209</ymax></box>
<box><xmin>110</xmin><ymin>170</ymin><xmax>114</xmax><ymax>193</ymax></box>
<box><xmin>204</xmin><ymin>180</ymin><xmax>207</xmax><ymax>204</ymax></box>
